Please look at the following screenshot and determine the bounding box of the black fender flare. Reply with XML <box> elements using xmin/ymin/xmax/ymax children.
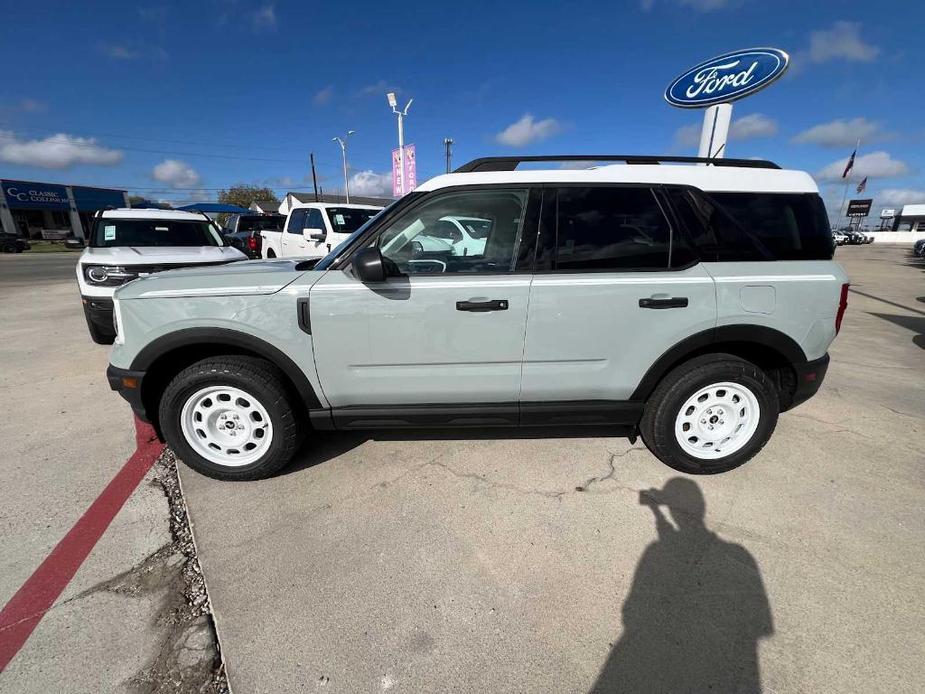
<box><xmin>131</xmin><ymin>327</ymin><xmax>322</xmax><ymax>410</ymax></box>
<box><xmin>630</xmin><ymin>325</ymin><xmax>807</xmax><ymax>401</ymax></box>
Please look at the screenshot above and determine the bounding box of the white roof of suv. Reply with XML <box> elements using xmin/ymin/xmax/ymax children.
<box><xmin>100</xmin><ymin>208</ymin><xmax>212</xmax><ymax>221</ymax></box>
<box><xmin>418</xmin><ymin>159</ymin><xmax>818</xmax><ymax>195</ymax></box>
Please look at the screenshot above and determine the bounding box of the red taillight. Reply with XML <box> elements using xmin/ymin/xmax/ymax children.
<box><xmin>835</xmin><ymin>283</ymin><xmax>849</xmax><ymax>334</ymax></box>
<box><xmin>247</xmin><ymin>235</ymin><xmax>258</xmax><ymax>250</ymax></box>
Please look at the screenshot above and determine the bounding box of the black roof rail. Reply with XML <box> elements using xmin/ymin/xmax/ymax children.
<box><xmin>453</xmin><ymin>155</ymin><xmax>781</xmax><ymax>173</ymax></box>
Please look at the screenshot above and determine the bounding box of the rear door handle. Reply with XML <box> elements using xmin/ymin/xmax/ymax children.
<box><xmin>456</xmin><ymin>299</ymin><xmax>509</xmax><ymax>312</ymax></box>
<box><xmin>639</xmin><ymin>297</ymin><xmax>689</xmax><ymax>309</ymax></box>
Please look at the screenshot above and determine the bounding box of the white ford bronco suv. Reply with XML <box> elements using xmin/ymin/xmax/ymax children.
<box><xmin>76</xmin><ymin>208</ymin><xmax>246</xmax><ymax>343</ymax></box>
<box><xmin>107</xmin><ymin>155</ymin><xmax>848</xmax><ymax>480</ymax></box>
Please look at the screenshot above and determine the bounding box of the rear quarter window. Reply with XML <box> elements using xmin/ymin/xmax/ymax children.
<box><xmin>710</xmin><ymin>192</ymin><xmax>834</xmax><ymax>261</ymax></box>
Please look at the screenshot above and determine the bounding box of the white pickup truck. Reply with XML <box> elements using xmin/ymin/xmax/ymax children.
<box><xmin>261</xmin><ymin>202</ymin><xmax>382</xmax><ymax>259</ymax></box>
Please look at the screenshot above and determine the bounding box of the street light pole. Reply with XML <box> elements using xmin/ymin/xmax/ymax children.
<box><xmin>332</xmin><ymin>130</ymin><xmax>356</xmax><ymax>203</ymax></box>
<box><xmin>443</xmin><ymin>138</ymin><xmax>454</xmax><ymax>173</ymax></box>
<box><xmin>387</xmin><ymin>92</ymin><xmax>413</xmax><ymax>195</ymax></box>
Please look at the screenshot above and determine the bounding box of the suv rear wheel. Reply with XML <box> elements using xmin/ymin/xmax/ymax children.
<box><xmin>159</xmin><ymin>356</ymin><xmax>301</xmax><ymax>480</ymax></box>
<box><xmin>640</xmin><ymin>354</ymin><xmax>779</xmax><ymax>474</ymax></box>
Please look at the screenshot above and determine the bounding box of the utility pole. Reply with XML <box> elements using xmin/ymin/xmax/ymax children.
<box><xmin>331</xmin><ymin>131</ymin><xmax>356</xmax><ymax>204</ymax></box>
<box><xmin>387</xmin><ymin>92</ymin><xmax>413</xmax><ymax>195</ymax></box>
<box><xmin>310</xmin><ymin>152</ymin><xmax>319</xmax><ymax>202</ymax></box>
<box><xmin>443</xmin><ymin>138</ymin><xmax>454</xmax><ymax>173</ymax></box>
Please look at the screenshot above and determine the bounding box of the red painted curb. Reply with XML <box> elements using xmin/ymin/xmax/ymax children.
<box><xmin>0</xmin><ymin>419</ymin><xmax>164</xmax><ymax>672</ymax></box>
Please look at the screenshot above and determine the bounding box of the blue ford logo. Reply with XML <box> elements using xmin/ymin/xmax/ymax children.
<box><xmin>665</xmin><ymin>48</ymin><xmax>789</xmax><ymax>108</ymax></box>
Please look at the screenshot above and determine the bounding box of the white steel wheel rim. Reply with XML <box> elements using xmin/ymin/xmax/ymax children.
<box><xmin>674</xmin><ymin>381</ymin><xmax>760</xmax><ymax>460</ymax></box>
<box><xmin>180</xmin><ymin>385</ymin><xmax>273</xmax><ymax>467</ymax></box>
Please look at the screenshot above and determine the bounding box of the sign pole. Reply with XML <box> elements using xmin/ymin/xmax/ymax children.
<box><xmin>698</xmin><ymin>103</ymin><xmax>732</xmax><ymax>159</ymax></box>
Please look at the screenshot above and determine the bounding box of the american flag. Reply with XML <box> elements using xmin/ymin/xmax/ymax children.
<box><xmin>842</xmin><ymin>148</ymin><xmax>856</xmax><ymax>179</ymax></box>
<box><xmin>856</xmin><ymin>176</ymin><xmax>867</xmax><ymax>193</ymax></box>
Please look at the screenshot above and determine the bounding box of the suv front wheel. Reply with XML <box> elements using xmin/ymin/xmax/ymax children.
<box><xmin>640</xmin><ymin>354</ymin><xmax>779</xmax><ymax>474</ymax></box>
<box><xmin>159</xmin><ymin>356</ymin><xmax>301</xmax><ymax>480</ymax></box>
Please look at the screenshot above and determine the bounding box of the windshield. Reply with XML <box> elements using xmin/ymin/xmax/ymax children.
<box><xmin>237</xmin><ymin>215</ymin><xmax>283</xmax><ymax>232</ymax></box>
<box><xmin>91</xmin><ymin>218</ymin><xmax>222</xmax><ymax>247</ymax></box>
<box><xmin>324</xmin><ymin>207</ymin><xmax>380</xmax><ymax>234</ymax></box>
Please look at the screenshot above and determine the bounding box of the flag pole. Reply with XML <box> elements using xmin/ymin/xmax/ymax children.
<box><xmin>838</xmin><ymin>138</ymin><xmax>860</xmax><ymax>229</ymax></box>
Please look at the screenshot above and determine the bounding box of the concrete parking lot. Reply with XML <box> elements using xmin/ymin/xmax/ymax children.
<box><xmin>1</xmin><ymin>245</ymin><xmax>923</xmax><ymax>692</ymax></box>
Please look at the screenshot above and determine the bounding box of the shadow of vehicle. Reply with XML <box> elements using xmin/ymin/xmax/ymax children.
<box><xmin>590</xmin><ymin>478</ymin><xmax>773</xmax><ymax>694</ymax></box>
<box><xmin>281</xmin><ymin>425</ymin><xmax>637</xmax><ymax>477</ymax></box>
<box><xmin>869</xmin><ymin>312</ymin><xmax>925</xmax><ymax>350</ymax></box>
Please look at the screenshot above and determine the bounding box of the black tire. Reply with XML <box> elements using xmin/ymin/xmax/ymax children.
<box><xmin>639</xmin><ymin>353</ymin><xmax>779</xmax><ymax>475</ymax></box>
<box><xmin>159</xmin><ymin>356</ymin><xmax>302</xmax><ymax>480</ymax></box>
<box><xmin>1</xmin><ymin>242</ymin><xmax>15</xmax><ymax>253</ymax></box>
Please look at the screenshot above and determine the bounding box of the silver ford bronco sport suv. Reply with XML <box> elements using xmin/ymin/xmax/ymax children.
<box><xmin>107</xmin><ymin>155</ymin><xmax>849</xmax><ymax>480</ymax></box>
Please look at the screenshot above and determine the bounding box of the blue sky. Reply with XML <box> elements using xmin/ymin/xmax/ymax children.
<box><xmin>0</xmin><ymin>0</ymin><xmax>921</xmax><ymax>218</ymax></box>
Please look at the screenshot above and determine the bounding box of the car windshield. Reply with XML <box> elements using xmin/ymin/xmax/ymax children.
<box><xmin>324</xmin><ymin>207</ymin><xmax>380</xmax><ymax>234</ymax></box>
<box><xmin>91</xmin><ymin>218</ymin><xmax>222</xmax><ymax>247</ymax></box>
<box><xmin>237</xmin><ymin>215</ymin><xmax>283</xmax><ymax>232</ymax></box>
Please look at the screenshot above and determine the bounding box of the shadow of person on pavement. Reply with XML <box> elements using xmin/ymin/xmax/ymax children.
<box><xmin>590</xmin><ymin>478</ymin><xmax>773</xmax><ymax>694</ymax></box>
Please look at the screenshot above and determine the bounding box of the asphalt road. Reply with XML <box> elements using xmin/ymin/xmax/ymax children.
<box><xmin>0</xmin><ymin>252</ymin><xmax>80</xmax><ymax>287</ymax></box>
<box><xmin>178</xmin><ymin>245</ymin><xmax>925</xmax><ymax>693</ymax></box>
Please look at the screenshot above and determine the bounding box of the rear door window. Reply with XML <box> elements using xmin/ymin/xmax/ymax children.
<box><xmin>552</xmin><ymin>187</ymin><xmax>679</xmax><ymax>271</ymax></box>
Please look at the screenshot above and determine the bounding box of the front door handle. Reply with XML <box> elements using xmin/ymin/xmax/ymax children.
<box><xmin>456</xmin><ymin>299</ymin><xmax>509</xmax><ymax>312</ymax></box>
<box><xmin>639</xmin><ymin>297</ymin><xmax>689</xmax><ymax>309</ymax></box>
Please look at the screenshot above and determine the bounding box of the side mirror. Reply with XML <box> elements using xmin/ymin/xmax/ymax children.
<box><xmin>303</xmin><ymin>227</ymin><xmax>326</xmax><ymax>241</ymax></box>
<box><xmin>353</xmin><ymin>246</ymin><xmax>386</xmax><ymax>283</ymax></box>
<box><xmin>65</xmin><ymin>238</ymin><xmax>85</xmax><ymax>249</ymax></box>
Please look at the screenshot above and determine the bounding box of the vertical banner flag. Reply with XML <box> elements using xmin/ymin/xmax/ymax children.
<box><xmin>391</xmin><ymin>148</ymin><xmax>402</xmax><ymax>197</ymax></box>
<box><xmin>391</xmin><ymin>145</ymin><xmax>418</xmax><ymax>196</ymax></box>
<box><xmin>856</xmin><ymin>176</ymin><xmax>867</xmax><ymax>194</ymax></box>
<box><xmin>403</xmin><ymin>144</ymin><xmax>417</xmax><ymax>193</ymax></box>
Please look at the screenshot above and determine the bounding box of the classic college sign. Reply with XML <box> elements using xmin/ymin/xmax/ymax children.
<box><xmin>665</xmin><ymin>48</ymin><xmax>790</xmax><ymax>109</ymax></box>
<box><xmin>1</xmin><ymin>180</ymin><xmax>70</xmax><ymax>209</ymax></box>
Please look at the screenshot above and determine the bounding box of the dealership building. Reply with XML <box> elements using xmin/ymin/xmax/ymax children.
<box><xmin>0</xmin><ymin>179</ymin><xmax>128</xmax><ymax>240</ymax></box>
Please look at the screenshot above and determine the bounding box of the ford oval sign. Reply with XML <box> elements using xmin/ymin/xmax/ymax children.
<box><xmin>665</xmin><ymin>48</ymin><xmax>789</xmax><ymax>109</ymax></box>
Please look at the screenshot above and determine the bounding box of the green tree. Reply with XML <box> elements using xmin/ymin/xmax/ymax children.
<box><xmin>217</xmin><ymin>184</ymin><xmax>278</xmax><ymax>210</ymax></box>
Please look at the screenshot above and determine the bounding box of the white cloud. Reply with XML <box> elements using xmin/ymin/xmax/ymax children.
<box><xmin>100</xmin><ymin>42</ymin><xmax>167</xmax><ymax>61</ymax></box>
<box><xmin>359</xmin><ymin>80</ymin><xmax>401</xmax><ymax>97</ymax></box>
<box><xmin>877</xmin><ymin>189</ymin><xmax>925</xmax><ymax>206</ymax></box>
<box><xmin>808</xmin><ymin>21</ymin><xmax>879</xmax><ymax>63</ymax></box>
<box><xmin>816</xmin><ymin>151</ymin><xmax>910</xmax><ymax>182</ymax></box>
<box><xmin>152</xmin><ymin>159</ymin><xmax>201</xmax><ymax>188</ymax></box>
<box><xmin>674</xmin><ymin>113</ymin><xmax>777</xmax><ymax>148</ymax></box>
<box><xmin>348</xmin><ymin>170</ymin><xmax>392</xmax><ymax>197</ymax></box>
<box><xmin>103</xmin><ymin>44</ymin><xmax>141</xmax><ymax>60</ymax></box>
<box><xmin>0</xmin><ymin>130</ymin><xmax>123</xmax><ymax>169</ymax></box>
<box><xmin>730</xmin><ymin>113</ymin><xmax>778</xmax><ymax>140</ymax></box>
<box><xmin>252</xmin><ymin>4</ymin><xmax>277</xmax><ymax>29</ymax></box>
<box><xmin>792</xmin><ymin>117</ymin><xmax>885</xmax><ymax>148</ymax></box>
<box><xmin>313</xmin><ymin>86</ymin><xmax>333</xmax><ymax>106</ymax></box>
<box><xmin>495</xmin><ymin>114</ymin><xmax>562</xmax><ymax>148</ymax></box>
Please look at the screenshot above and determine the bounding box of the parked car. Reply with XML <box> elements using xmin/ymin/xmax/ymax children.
<box><xmin>832</xmin><ymin>231</ymin><xmax>849</xmax><ymax>246</ymax></box>
<box><xmin>75</xmin><ymin>208</ymin><xmax>246</xmax><ymax>344</ymax></box>
<box><xmin>107</xmin><ymin>154</ymin><xmax>847</xmax><ymax>481</ymax></box>
<box><xmin>220</xmin><ymin>213</ymin><xmax>284</xmax><ymax>259</ymax></box>
<box><xmin>913</xmin><ymin>238</ymin><xmax>925</xmax><ymax>257</ymax></box>
<box><xmin>0</xmin><ymin>232</ymin><xmax>30</xmax><ymax>253</ymax></box>
<box><xmin>261</xmin><ymin>203</ymin><xmax>382</xmax><ymax>259</ymax></box>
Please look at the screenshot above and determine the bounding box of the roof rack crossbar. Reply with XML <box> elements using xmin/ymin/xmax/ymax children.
<box><xmin>453</xmin><ymin>155</ymin><xmax>780</xmax><ymax>173</ymax></box>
